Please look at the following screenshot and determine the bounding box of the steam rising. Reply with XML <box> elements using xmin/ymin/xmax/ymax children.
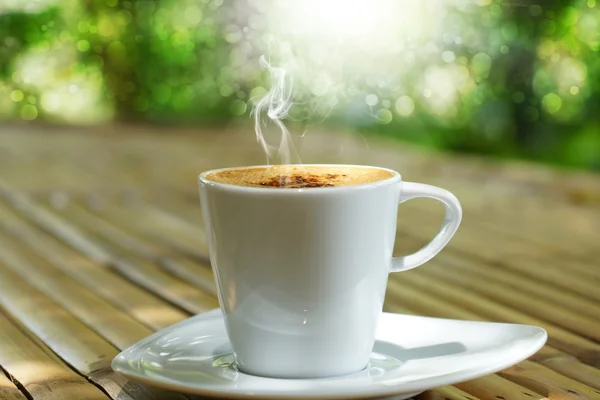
<box><xmin>251</xmin><ymin>55</ymin><xmax>300</xmax><ymax>164</ymax></box>
<box><xmin>239</xmin><ymin>0</ymin><xmax>462</xmax><ymax>163</ymax></box>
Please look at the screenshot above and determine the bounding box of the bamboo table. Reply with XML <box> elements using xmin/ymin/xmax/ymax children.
<box><xmin>0</xmin><ymin>123</ymin><xmax>599</xmax><ymax>400</ymax></box>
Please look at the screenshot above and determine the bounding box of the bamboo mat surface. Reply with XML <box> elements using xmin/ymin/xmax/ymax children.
<box><xmin>0</xmin><ymin>123</ymin><xmax>599</xmax><ymax>400</ymax></box>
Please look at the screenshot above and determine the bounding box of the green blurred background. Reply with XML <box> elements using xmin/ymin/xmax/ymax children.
<box><xmin>1</xmin><ymin>0</ymin><xmax>599</xmax><ymax>170</ymax></box>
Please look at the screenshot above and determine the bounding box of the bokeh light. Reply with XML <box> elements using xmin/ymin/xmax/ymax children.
<box><xmin>0</xmin><ymin>0</ymin><xmax>598</xmax><ymax>169</ymax></box>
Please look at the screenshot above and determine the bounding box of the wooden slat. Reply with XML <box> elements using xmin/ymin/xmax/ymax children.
<box><xmin>395</xmin><ymin>215</ymin><xmax>600</xmax><ymax>304</ymax></box>
<box><xmin>385</xmin><ymin>274</ymin><xmax>600</xmax><ymax>393</ymax></box>
<box><xmin>406</xmin><ymin>197</ymin><xmax>599</xmax><ymax>258</ymax></box>
<box><xmin>496</xmin><ymin>255</ymin><xmax>600</xmax><ymax>303</ymax></box>
<box><xmin>0</xmin><ymin>202</ymin><xmax>189</xmax><ymax>331</ymax></box>
<box><xmin>0</xmin><ymin>370</ymin><xmax>28</xmax><ymax>400</ymax></box>
<box><xmin>1</xmin><ymin>126</ymin><xmax>599</xmax><ymax>399</ymax></box>
<box><xmin>386</xmin><ymin>278</ymin><xmax>482</xmax><ymax>321</ymax></box>
<box><xmin>52</xmin><ymin>201</ymin><xmax>217</xmax><ymax>295</ymax></box>
<box><xmin>531</xmin><ymin>256</ymin><xmax>600</xmax><ymax>282</ymax></box>
<box><xmin>457</xmin><ymin>187</ymin><xmax>597</xmax><ymax>244</ymax></box>
<box><xmin>531</xmin><ymin>347</ymin><xmax>600</xmax><ymax>391</ymax></box>
<box><xmin>391</xmin><ymin>271</ymin><xmax>600</xmax><ymax>367</ymax></box>
<box><xmin>158</xmin><ymin>256</ymin><xmax>216</xmax><ymax>294</ymax></box>
<box><xmin>50</xmin><ymin>201</ymin><xmax>169</xmax><ymax>260</ymax></box>
<box><xmin>399</xmin><ymin>199</ymin><xmax>598</xmax><ymax>266</ymax></box>
<box><xmin>0</xmin><ymin>191</ymin><xmax>217</xmax><ymax>314</ymax></box>
<box><xmin>421</xmin><ymin>260</ymin><xmax>600</xmax><ymax>342</ymax></box>
<box><xmin>110</xmin><ymin>255</ymin><xmax>217</xmax><ymax>314</ymax></box>
<box><xmin>0</xmin><ymin>265</ymin><xmax>187</xmax><ymax>400</ymax></box>
<box><xmin>500</xmin><ymin>361</ymin><xmax>600</xmax><ymax>399</ymax></box>
<box><xmin>383</xmin><ymin>282</ymin><xmax>568</xmax><ymax>400</ymax></box>
<box><xmin>0</xmin><ymin>266</ymin><xmax>115</xmax><ymax>375</ymax></box>
<box><xmin>395</xmin><ymin>224</ymin><xmax>598</xmax><ymax>321</ymax></box>
<box><xmin>417</xmin><ymin>386</ymin><xmax>481</xmax><ymax>400</ymax></box>
<box><xmin>0</xmin><ymin>311</ymin><xmax>109</xmax><ymax>400</ymax></box>
<box><xmin>0</xmin><ymin>238</ymin><xmax>154</xmax><ymax>350</ymax></box>
<box><xmin>45</xmin><ymin>202</ymin><xmax>217</xmax><ymax>312</ymax></box>
<box><xmin>81</xmin><ymin>200</ymin><xmax>209</xmax><ymax>262</ymax></box>
<box><xmin>0</xmin><ymin>182</ymin><xmax>112</xmax><ymax>266</ymax></box>
<box><xmin>435</xmin><ymin>252</ymin><xmax>600</xmax><ymax>321</ymax></box>
<box><xmin>454</xmin><ymin>374</ymin><xmax>541</xmax><ymax>400</ymax></box>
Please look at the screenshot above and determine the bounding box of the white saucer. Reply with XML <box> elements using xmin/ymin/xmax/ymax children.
<box><xmin>112</xmin><ymin>309</ymin><xmax>546</xmax><ymax>399</ymax></box>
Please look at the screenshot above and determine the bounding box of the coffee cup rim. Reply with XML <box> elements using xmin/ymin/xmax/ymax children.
<box><xmin>198</xmin><ymin>164</ymin><xmax>401</xmax><ymax>193</ymax></box>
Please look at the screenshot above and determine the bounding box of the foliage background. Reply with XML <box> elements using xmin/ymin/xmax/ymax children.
<box><xmin>0</xmin><ymin>0</ymin><xmax>599</xmax><ymax>170</ymax></box>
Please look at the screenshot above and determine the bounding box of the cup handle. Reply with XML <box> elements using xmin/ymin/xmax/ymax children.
<box><xmin>391</xmin><ymin>182</ymin><xmax>462</xmax><ymax>273</ymax></box>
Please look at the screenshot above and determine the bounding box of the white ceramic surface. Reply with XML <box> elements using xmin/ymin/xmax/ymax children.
<box><xmin>198</xmin><ymin>165</ymin><xmax>462</xmax><ymax>378</ymax></box>
<box><xmin>112</xmin><ymin>309</ymin><xmax>547</xmax><ymax>399</ymax></box>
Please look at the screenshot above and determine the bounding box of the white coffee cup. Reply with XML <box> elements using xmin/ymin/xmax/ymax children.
<box><xmin>198</xmin><ymin>165</ymin><xmax>462</xmax><ymax>379</ymax></box>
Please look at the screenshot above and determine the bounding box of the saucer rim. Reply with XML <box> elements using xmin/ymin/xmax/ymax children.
<box><xmin>112</xmin><ymin>309</ymin><xmax>548</xmax><ymax>399</ymax></box>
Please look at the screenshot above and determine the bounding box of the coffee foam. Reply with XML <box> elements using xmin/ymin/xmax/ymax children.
<box><xmin>205</xmin><ymin>165</ymin><xmax>394</xmax><ymax>188</ymax></box>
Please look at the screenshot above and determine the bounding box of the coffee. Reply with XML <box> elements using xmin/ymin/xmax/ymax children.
<box><xmin>205</xmin><ymin>165</ymin><xmax>394</xmax><ymax>188</ymax></box>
